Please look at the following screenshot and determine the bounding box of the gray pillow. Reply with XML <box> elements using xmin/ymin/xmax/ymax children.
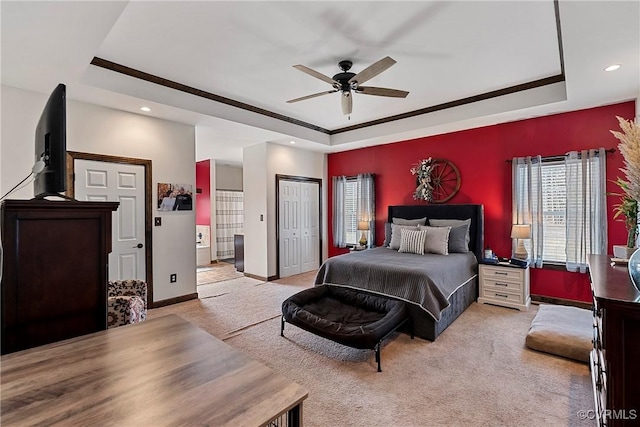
<box><xmin>418</xmin><ymin>225</ymin><xmax>450</xmax><ymax>255</ymax></box>
<box><xmin>383</xmin><ymin>222</ymin><xmax>392</xmax><ymax>247</ymax></box>
<box><xmin>392</xmin><ymin>217</ymin><xmax>427</xmax><ymax>226</ymax></box>
<box><xmin>428</xmin><ymin>218</ymin><xmax>471</xmax><ymax>253</ymax></box>
<box><xmin>389</xmin><ymin>224</ymin><xmax>418</xmax><ymax>250</ymax></box>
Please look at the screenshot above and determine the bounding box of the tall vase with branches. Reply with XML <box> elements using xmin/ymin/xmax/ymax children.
<box><xmin>611</xmin><ymin>116</ymin><xmax>640</xmax><ymax>256</ymax></box>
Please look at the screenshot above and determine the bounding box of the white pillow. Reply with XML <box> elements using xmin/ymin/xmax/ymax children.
<box><xmin>389</xmin><ymin>224</ymin><xmax>418</xmax><ymax>249</ymax></box>
<box><xmin>419</xmin><ymin>225</ymin><xmax>451</xmax><ymax>255</ymax></box>
<box><xmin>398</xmin><ymin>228</ymin><xmax>427</xmax><ymax>255</ymax></box>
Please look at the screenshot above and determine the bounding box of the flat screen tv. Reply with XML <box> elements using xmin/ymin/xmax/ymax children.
<box><xmin>33</xmin><ymin>83</ymin><xmax>67</xmax><ymax>198</ymax></box>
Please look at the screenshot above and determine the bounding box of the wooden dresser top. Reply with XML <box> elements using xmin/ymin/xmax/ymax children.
<box><xmin>588</xmin><ymin>254</ymin><xmax>640</xmax><ymax>304</ymax></box>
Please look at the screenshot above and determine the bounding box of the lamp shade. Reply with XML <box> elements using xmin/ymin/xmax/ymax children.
<box><xmin>511</xmin><ymin>224</ymin><xmax>531</xmax><ymax>239</ymax></box>
<box><xmin>357</xmin><ymin>221</ymin><xmax>370</xmax><ymax>231</ymax></box>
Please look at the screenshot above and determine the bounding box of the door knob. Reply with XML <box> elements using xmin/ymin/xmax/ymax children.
<box><xmin>133</xmin><ymin>243</ymin><xmax>143</xmax><ymax>248</ymax></box>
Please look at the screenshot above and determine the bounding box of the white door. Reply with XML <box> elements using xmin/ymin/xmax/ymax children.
<box><xmin>279</xmin><ymin>180</ymin><xmax>300</xmax><ymax>278</ymax></box>
<box><xmin>279</xmin><ymin>179</ymin><xmax>320</xmax><ymax>277</ymax></box>
<box><xmin>300</xmin><ymin>181</ymin><xmax>319</xmax><ymax>273</ymax></box>
<box><xmin>74</xmin><ymin>159</ymin><xmax>146</xmax><ymax>281</ymax></box>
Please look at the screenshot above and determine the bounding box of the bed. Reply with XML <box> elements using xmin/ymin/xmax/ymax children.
<box><xmin>315</xmin><ymin>204</ymin><xmax>484</xmax><ymax>341</ymax></box>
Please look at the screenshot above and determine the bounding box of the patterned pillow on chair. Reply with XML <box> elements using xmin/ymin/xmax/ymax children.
<box><xmin>107</xmin><ymin>279</ymin><xmax>148</xmax><ymax>329</ymax></box>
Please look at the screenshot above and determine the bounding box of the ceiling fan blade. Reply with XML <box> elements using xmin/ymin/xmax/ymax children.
<box><xmin>341</xmin><ymin>92</ymin><xmax>352</xmax><ymax>115</ymax></box>
<box><xmin>293</xmin><ymin>65</ymin><xmax>338</xmax><ymax>85</ymax></box>
<box><xmin>348</xmin><ymin>56</ymin><xmax>396</xmax><ymax>85</ymax></box>
<box><xmin>356</xmin><ymin>86</ymin><xmax>409</xmax><ymax>98</ymax></box>
<box><xmin>287</xmin><ymin>90</ymin><xmax>337</xmax><ymax>103</ymax></box>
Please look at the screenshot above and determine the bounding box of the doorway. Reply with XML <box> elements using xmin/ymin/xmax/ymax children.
<box><xmin>276</xmin><ymin>174</ymin><xmax>322</xmax><ymax>278</ymax></box>
<box><xmin>66</xmin><ymin>151</ymin><xmax>154</xmax><ymax>306</ymax></box>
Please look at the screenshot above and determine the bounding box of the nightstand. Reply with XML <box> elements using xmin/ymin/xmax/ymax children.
<box><xmin>478</xmin><ymin>263</ymin><xmax>530</xmax><ymax>311</ymax></box>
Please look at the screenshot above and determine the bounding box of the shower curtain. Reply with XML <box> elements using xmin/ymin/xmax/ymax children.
<box><xmin>215</xmin><ymin>190</ymin><xmax>244</xmax><ymax>260</ymax></box>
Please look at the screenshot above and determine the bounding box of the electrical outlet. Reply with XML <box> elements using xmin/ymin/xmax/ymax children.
<box><xmin>170</xmin><ymin>273</ymin><xmax>177</xmax><ymax>283</ymax></box>
<box><xmin>155</xmin><ymin>217</ymin><xmax>162</xmax><ymax>226</ymax></box>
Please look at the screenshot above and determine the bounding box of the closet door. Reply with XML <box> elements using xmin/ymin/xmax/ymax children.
<box><xmin>300</xmin><ymin>181</ymin><xmax>320</xmax><ymax>273</ymax></box>
<box><xmin>279</xmin><ymin>180</ymin><xmax>301</xmax><ymax>277</ymax></box>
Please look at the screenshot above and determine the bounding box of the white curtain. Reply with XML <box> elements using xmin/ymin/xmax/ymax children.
<box><xmin>565</xmin><ymin>148</ymin><xmax>607</xmax><ymax>273</ymax></box>
<box><xmin>512</xmin><ymin>156</ymin><xmax>544</xmax><ymax>268</ymax></box>
<box><xmin>357</xmin><ymin>173</ymin><xmax>376</xmax><ymax>248</ymax></box>
<box><xmin>215</xmin><ymin>190</ymin><xmax>244</xmax><ymax>259</ymax></box>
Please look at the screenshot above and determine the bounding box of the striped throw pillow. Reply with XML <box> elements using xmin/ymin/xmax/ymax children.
<box><xmin>398</xmin><ymin>228</ymin><xmax>428</xmax><ymax>255</ymax></box>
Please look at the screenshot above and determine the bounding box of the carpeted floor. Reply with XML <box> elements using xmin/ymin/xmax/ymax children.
<box><xmin>149</xmin><ymin>272</ymin><xmax>594</xmax><ymax>427</ymax></box>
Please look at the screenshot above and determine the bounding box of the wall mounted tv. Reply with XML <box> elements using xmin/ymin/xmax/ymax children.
<box><xmin>33</xmin><ymin>83</ymin><xmax>67</xmax><ymax>199</ymax></box>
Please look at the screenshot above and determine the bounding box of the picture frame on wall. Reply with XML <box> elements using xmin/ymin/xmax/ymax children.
<box><xmin>157</xmin><ymin>183</ymin><xmax>193</xmax><ymax>211</ymax></box>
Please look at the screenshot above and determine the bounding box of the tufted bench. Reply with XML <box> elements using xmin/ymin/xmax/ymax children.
<box><xmin>281</xmin><ymin>285</ymin><xmax>411</xmax><ymax>372</ymax></box>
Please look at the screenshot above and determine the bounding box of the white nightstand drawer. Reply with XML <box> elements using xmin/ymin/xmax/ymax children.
<box><xmin>482</xmin><ymin>278</ymin><xmax>522</xmax><ymax>293</ymax></box>
<box><xmin>481</xmin><ymin>265</ymin><xmax>525</xmax><ymax>282</ymax></box>
<box><xmin>481</xmin><ymin>288</ymin><xmax>524</xmax><ymax>305</ymax></box>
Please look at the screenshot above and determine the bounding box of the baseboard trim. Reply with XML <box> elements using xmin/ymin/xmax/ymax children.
<box><xmin>531</xmin><ymin>294</ymin><xmax>592</xmax><ymax>310</ymax></box>
<box><xmin>242</xmin><ymin>273</ymin><xmax>279</xmax><ymax>282</ymax></box>
<box><xmin>151</xmin><ymin>292</ymin><xmax>198</xmax><ymax>308</ymax></box>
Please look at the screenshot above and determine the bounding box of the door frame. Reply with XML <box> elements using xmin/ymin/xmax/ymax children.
<box><xmin>66</xmin><ymin>151</ymin><xmax>155</xmax><ymax>307</ymax></box>
<box><xmin>275</xmin><ymin>174</ymin><xmax>322</xmax><ymax>279</ymax></box>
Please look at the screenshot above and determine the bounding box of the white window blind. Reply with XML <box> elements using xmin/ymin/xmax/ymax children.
<box><xmin>344</xmin><ymin>179</ymin><xmax>358</xmax><ymax>244</ymax></box>
<box><xmin>539</xmin><ymin>161</ymin><xmax>566</xmax><ymax>263</ymax></box>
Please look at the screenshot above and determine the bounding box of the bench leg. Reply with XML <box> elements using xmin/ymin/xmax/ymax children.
<box><xmin>280</xmin><ymin>316</ymin><xmax>285</xmax><ymax>337</ymax></box>
<box><xmin>375</xmin><ymin>342</ymin><xmax>382</xmax><ymax>372</ymax></box>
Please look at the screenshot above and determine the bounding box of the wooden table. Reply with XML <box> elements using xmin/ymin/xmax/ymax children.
<box><xmin>1</xmin><ymin>314</ymin><xmax>308</xmax><ymax>426</ymax></box>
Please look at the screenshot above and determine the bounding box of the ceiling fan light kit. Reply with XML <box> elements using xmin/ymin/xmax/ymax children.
<box><xmin>288</xmin><ymin>56</ymin><xmax>409</xmax><ymax>116</ymax></box>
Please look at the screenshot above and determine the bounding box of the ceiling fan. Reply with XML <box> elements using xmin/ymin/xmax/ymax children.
<box><xmin>287</xmin><ymin>56</ymin><xmax>409</xmax><ymax>115</ymax></box>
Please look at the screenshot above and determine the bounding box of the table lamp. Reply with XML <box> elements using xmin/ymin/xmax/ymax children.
<box><xmin>511</xmin><ymin>224</ymin><xmax>531</xmax><ymax>260</ymax></box>
<box><xmin>358</xmin><ymin>221</ymin><xmax>369</xmax><ymax>247</ymax></box>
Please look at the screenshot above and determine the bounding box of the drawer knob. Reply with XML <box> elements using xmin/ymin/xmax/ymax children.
<box><xmin>495</xmin><ymin>272</ymin><xmax>508</xmax><ymax>275</ymax></box>
<box><xmin>496</xmin><ymin>293</ymin><xmax>509</xmax><ymax>298</ymax></box>
<box><xmin>495</xmin><ymin>282</ymin><xmax>509</xmax><ymax>287</ymax></box>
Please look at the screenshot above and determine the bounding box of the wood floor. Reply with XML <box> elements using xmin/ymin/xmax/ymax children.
<box><xmin>197</xmin><ymin>261</ymin><xmax>243</xmax><ymax>285</ymax></box>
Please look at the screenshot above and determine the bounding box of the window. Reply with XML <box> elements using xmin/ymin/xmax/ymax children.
<box><xmin>344</xmin><ymin>179</ymin><xmax>358</xmax><ymax>244</ymax></box>
<box><xmin>332</xmin><ymin>174</ymin><xmax>375</xmax><ymax>248</ymax></box>
<box><xmin>515</xmin><ymin>160</ymin><xmax>567</xmax><ymax>263</ymax></box>
<box><xmin>513</xmin><ymin>149</ymin><xmax>607</xmax><ymax>271</ymax></box>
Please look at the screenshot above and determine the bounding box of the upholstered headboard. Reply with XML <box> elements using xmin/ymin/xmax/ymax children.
<box><xmin>387</xmin><ymin>204</ymin><xmax>485</xmax><ymax>261</ymax></box>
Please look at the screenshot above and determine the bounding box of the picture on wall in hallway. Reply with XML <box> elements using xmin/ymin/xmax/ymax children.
<box><xmin>157</xmin><ymin>183</ymin><xmax>193</xmax><ymax>211</ymax></box>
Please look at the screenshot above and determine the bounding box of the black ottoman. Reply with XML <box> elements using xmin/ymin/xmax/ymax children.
<box><xmin>281</xmin><ymin>285</ymin><xmax>411</xmax><ymax>372</ymax></box>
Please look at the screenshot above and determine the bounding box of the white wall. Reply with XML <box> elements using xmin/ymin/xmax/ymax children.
<box><xmin>215</xmin><ymin>164</ymin><xmax>243</xmax><ymax>191</ymax></box>
<box><xmin>1</xmin><ymin>85</ymin><xmax>197</xmax><ymax>303</ymax></box>
<box><xmin>243</xmin><ymin>143</ymin><xmax>269</xmax><ymax>277</ymax></box>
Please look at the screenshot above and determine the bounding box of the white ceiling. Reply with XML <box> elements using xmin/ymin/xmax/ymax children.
<box><xmin>2</xmin><ymin>1</ymin><xmax>638</xmax><ymax>165</ymax></box>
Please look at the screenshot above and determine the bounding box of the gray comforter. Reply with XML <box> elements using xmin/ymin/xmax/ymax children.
<box><xmin>314</xmin><ymin>247</ymin><xmax>477</xmax><ymax>321</ymax></box>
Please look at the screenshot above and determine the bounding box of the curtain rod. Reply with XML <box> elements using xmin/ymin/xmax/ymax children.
<box><xmin>505</xmin><ymin>148</ymin><xmax>616</xmax><ymax>163</ymax></box>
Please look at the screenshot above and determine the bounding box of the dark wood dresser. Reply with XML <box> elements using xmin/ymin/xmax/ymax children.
<box><xmin>588</xmin><ymin>254</ymin><xmax>640</xmax><ymax>426</ymax></box>
<box><xmin>1</xmin><ymin>199</ymin><xmax>119</xmax><ymax>354</ymax></box>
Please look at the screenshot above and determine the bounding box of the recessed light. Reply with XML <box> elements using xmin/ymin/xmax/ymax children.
<box><xmin>604</xmin><ymin>64</ymin><xmax>621</xmax><ymax>72</ymax></box>
<box><xmin>290</xmin><ymin>140</ymin><xmax>296</xmax><ymax>145</ymax></box>
<box><xmin>140</xmin><ymin>106</ymin><xmax>151</xmax><ymax>112</ymax></box>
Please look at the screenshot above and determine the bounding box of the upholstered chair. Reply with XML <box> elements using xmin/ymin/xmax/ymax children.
<box><xmin>107</xmin><ymin>279</ymin><xmax>148</xmax><ymax>329</ymax></box>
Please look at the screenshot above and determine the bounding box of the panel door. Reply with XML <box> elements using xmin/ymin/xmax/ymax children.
<box><xmin>74</xmin><ymin>159</ymin><xmax>146</xmax><ymax>281</ymax></box>
<box><xmin>279</xmin><ymin>180</ymin><xmax>301</xmax><ymax>277</ymax></box>
<box><xmin>300</xmin><ymin>181</ymin><xmax>320</xmax><ymax>273</ymax></box>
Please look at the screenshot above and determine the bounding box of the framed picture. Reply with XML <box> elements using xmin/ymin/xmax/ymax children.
<box><xmin>157</xmin><ymin>183</ymin><xmax>193</xmax><ymax>211</ymax></box>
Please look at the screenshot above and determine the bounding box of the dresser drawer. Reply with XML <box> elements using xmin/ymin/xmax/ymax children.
<box><xmin>483</xmin><ymin>278</ymin><xmax>522</xmax><ymax>293</ymax></box>
<box><xmin>481</xmin><ymin>288</ymin><xmax>523</xmax><ymax>305</ymax></box>
<box><xmin>481</xmin><ymin>265</ymin><xmax>525</xmax><ymax>283</ymax></box>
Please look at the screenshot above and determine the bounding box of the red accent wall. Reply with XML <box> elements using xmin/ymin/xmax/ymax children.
<box><xmin>196</xmin><ymin>160</ymin><xmax>211</xmax><ymax>226</ymax></box>
<box><xmin>327</xmin><ymin>102</ymin><xmax>636</xmax><ymax>303</ymax></box>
